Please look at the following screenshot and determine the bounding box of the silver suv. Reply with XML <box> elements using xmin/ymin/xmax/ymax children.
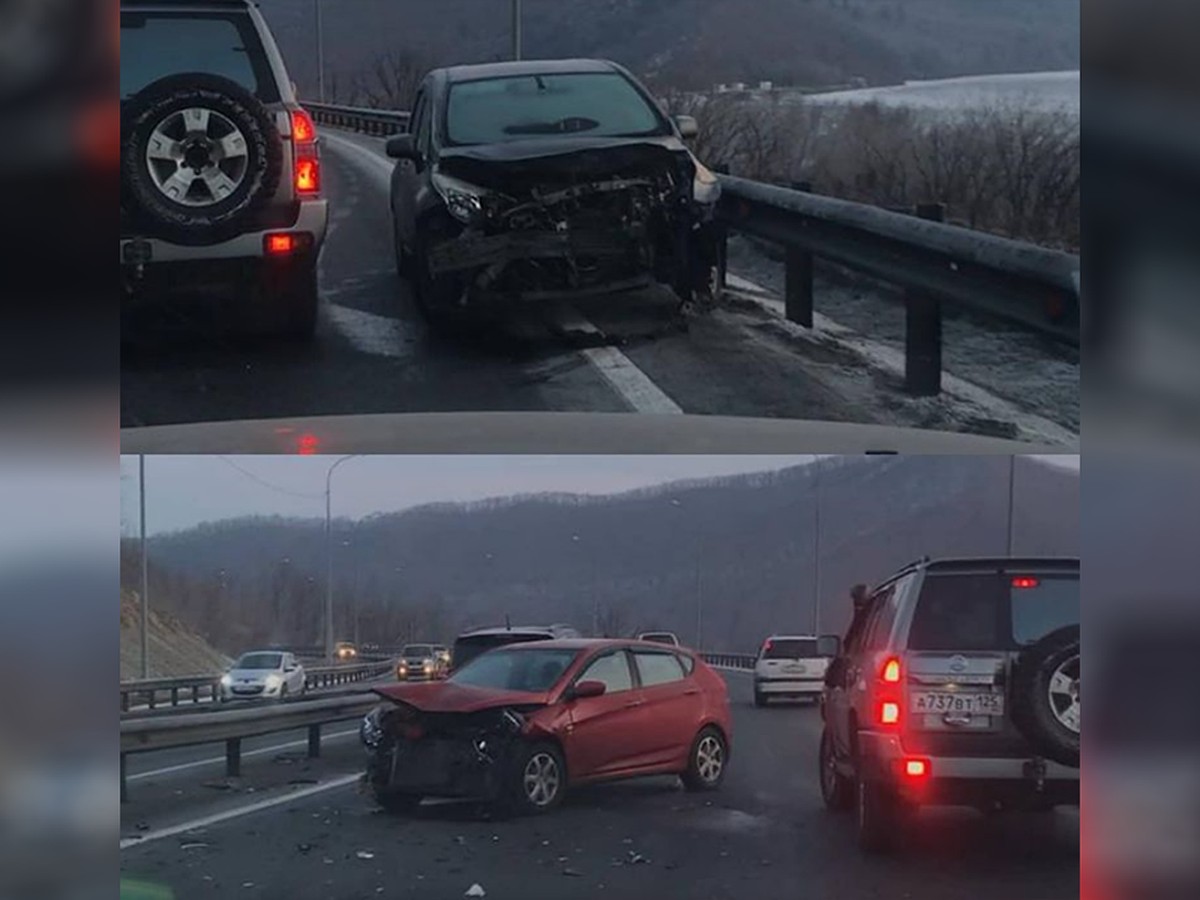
<box><xmin>817</xmin><ymin>557</ymin><xmax>1080</xmax><ymax>852</ymax></box>
<box><xmin>120</xmin><ymin>0</ymin><xmax>327</xmax><ymax>338</ymax></box>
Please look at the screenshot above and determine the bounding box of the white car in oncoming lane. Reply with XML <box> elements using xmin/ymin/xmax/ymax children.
<box><xmin>220</xmin><ymin>650</ymin><xmax>306</xmax><ymax>701</ymax></box>
<box><xmin>753</xmin><ymin>635</ymin><xmax>829</xmax><ymax>706</ymax></box>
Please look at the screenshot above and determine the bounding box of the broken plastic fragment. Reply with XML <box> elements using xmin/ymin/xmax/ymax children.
<box><xmin>356</xmin><ymin>850</ymin><xmax>375</xmax><ymax>860</ymax></box>
<box><xmin>465</xmin><ymin>884</ymin><xmax>486</xmax><ymax>898</ymax></box>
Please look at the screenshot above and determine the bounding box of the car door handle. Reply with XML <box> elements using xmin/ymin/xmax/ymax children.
<box><xmin>623</xmin><ymin>700</ymin><xmax>645</xmax><ymax>708</ymax></box>
<box><xmin>683</xmin><ymin>688</ymin><xmax>700</xmax><ymax>696</ymax></box>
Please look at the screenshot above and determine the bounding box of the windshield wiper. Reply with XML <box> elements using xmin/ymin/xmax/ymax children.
<box><xmin>502</xmin><ymin>116</ymin><xmax>600</xmax><ymax>136</ymax></box>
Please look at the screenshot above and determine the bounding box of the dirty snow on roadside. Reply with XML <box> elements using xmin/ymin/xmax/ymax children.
<box><xmin>724</xmin><ymin>236</ymin><xmax>1080</xmax><ymax>437</ymax></box>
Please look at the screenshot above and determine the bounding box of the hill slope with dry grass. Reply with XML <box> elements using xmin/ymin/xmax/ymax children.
<box><xmin>119</xmin><ymin>590</ymin><xmax>231</xmax><ymax>680</ymax></box>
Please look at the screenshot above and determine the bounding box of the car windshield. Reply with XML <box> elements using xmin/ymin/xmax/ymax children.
<box><xmin>761</xmin><ymin>638</ymin><xmax>818</xmax><ymax>659</ymax></box>
<box><xmin>448</xmin><ymin>648</ymin><xmax>579</xmax><ymax>692</ymax></box>
<box><xmin>235</xmin><ymin>653</ymin><xmax>282</xmax><ymax>670</ymax></box>
<box><xmin>445</xmin><ymin>72</ymin><xmax>667</xmax><ymax>146</ymax></box>
<box><xmin>402</xmin><ymin>644</ymin><xmax>433</xmax><ymax>657</ymax></box>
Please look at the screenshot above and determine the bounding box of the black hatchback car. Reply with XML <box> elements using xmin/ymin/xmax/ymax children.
<box><xmin>385</xmin><ymin>59</ymin><xmax>722</xmax><ymax>329</ymax></box>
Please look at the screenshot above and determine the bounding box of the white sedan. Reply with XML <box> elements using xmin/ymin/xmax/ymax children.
<box><xmin>219</xmin><ymin>651</ymin><xmax>306</xmax><ymax>701</ymax></box>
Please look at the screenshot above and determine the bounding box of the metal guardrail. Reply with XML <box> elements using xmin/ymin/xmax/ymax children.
<box><xmin>119</xmin><ymin>660</ymin><xmax>393</xmax><ymax>712</ymax></box>
<box><xmin>307</xmin><ymin>99</ymin><xmax>1081</xmax><ymax>399</ymax></box>
<box><xmin>305</xmin><ymin>101</ymin><xmax>409</xmax><ymax>135</ymax></box>
<box><xmin>119</xmin><ymin>691</ymin><xmax>379</xmax><ymax>802</ymax></box>
<box><xmin>700</xmin><ymin>651</ymin><xmax>756</xmax><ymax>670</ymax></box>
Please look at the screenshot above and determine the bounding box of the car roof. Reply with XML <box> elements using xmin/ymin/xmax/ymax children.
<box><xmin>438</xmin><ymin>58</ymin><xmax>620</xmax><ymax>84</ymax></box>
<box><xmin>502</xmin><ymin>638</ymin><xmax>688</xmax><ymax>652</ymax></box>
<box><xmin>457</xmin><ymin>625</ymin><xmax>574</xmax><ymax>638</ymax></box>
<box><xmin>885</xmin><ymin>555</ymin><xmax>1080</xmax><ymax>582</ymax></box>
<box><xmin>238</xmin><ymin>649</ymin><xmax>284</xmax><ymax>656</ymax></box>
<box><xmin>121</xmin><ymin>1</ymin><xmax>253</xmax><ymax>9</ymax></box>
<box><xmin>764</xmin><ymin>634</ymin><xmax>817</xmax><ymax>640</ymax></box>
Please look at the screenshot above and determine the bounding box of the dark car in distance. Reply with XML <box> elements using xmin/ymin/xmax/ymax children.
<box><xmin>360</xmin><ymin>639</ymin><xmax>732</xmax><ymax>815</ymax></box>
<box><xmin>386</xmin><ymin>59</ymin><xmax>722</xmax><ymax>330</ymax></box>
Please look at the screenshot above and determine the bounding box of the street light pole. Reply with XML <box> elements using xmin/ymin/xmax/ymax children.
<box><xmin>812</xmin><ymin>461</ymin><xmax>822</xmax><ymax>636</ymax></box>
<box><xmin>511</xmin><ymin>0</ymin><xmax>522</xmax><ymax>60</ymax></box>
<box><xmin>1006</xmin><ymin>455</ymin><xmax>1016</xmax><ymax>555</ymax></box>
<box><xmin>325</xmin><ymin>455</ymin><xmax>357</xmax><ymax>661</ymax></box>
<box><xmin>139</xmin><ymin>455</ymin><xmax>149</xmax><ymax>679</ymax></box>
<box><xmin>315</xmin><ymin>0</ymin><xmax>326</xmax><ymax>103</ymax></box>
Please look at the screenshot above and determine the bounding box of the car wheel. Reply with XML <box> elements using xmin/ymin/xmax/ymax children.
<box><xmin>753</xmin><ymin>689</ymin><xmax>767</xmax><ymax>708</ymax></box>
<box><xmin>819</xmin><ymin>728</ymin><xmax>853</xmax><ymax>811</ymax></box>
<box><xmin>121</xmin><ymin>73</ymin><xmax>283</xmax><ymax>246</ymax></box>
<box><xmin>1011</xmin><ymin>625</ymin><xmax>1080</xmax><ymax>767</ymax></box>
<box><xmin>505</xmin><ymin>742</ymin><xmax>566</xmax><ymax>815</ymax></box>
<box><xmin>856</xmin><ymin>777</ymin><xmax>900</xmax><ymax>853</ymax></box>
<box><xmin>411</xmin><ymin>234</ymin><xmax>479</xmax><ymax>336</ymax></box>
<box><xmin>374</xmin><ymin>789</ymin><xmax>422</xmax><ymax>815</ymax></box>
<box><xmin>681</xmin><ymin>726</ymin><xmax>727</xmax><ymax>791</ymax></box>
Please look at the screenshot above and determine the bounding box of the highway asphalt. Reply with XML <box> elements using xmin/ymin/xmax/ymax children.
<box><xmin>119</xmin><ymin>670</ymin><xmax>1079</xmax><ymax>900</ymax></box>
<box><xmin>120</xmin><ymin>130</ymin><xmax>1075</xmax><ymax>441</ymax></box>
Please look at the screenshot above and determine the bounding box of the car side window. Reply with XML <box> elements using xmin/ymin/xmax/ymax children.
<box><xmin>577</xmin><ymin>651</ymin><xmax>633</xmax><ymax>694</ymax></box>
<box><xmin>863</xmin><ymin>581</ymin><xmax>904</xmax><ymax>649</ymax></box>
<box><xmin>633</xmin><ymin>651</ymin><xmax>686</xmax><ymax>687</ymax></box>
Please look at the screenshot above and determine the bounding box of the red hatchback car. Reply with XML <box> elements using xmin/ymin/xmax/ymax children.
<box><xmin>360</xmin><ymin>639</ymin><xmax>732</xmax><ymax>815</ymax></box>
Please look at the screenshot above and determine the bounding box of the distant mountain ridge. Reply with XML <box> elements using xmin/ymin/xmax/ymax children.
<box><xmin>128</xmin><ymin>457</ymin><xmax>1078</xmax><ymax>654</ymax></box>
<box><xmin>257</xmin><ymin>0</ymin><xmax>1079</xmax><ymax>99</ymax></box>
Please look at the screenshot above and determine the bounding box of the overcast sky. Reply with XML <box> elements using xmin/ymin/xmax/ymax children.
<box><xmin>118</xmin><ymin>455</ymin><xmax>1078</xmax><ymax>536</ymax></box>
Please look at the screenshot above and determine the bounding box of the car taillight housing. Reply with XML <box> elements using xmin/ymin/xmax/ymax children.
<box><xmin>881</xmin><ymin>656</ymin><xmax>902</xmax><ymax>683</ymax></box>
<box><xmin>292</xmin><ymin>108</ymin><xmax>320</xmax><ymax>195</ymax></box>
<box><xmin>876</xmin><ymin>654</ymin><xmax>904</xmax><ymax>727</ymax></box>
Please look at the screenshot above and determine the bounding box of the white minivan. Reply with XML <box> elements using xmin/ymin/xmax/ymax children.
<box><xmin>753</xmin><ymin>635</ymin><xmax>829</xmax><ymax>706</ymax></box>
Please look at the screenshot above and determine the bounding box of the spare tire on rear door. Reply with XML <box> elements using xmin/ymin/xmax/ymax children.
<box><xmin>1010</xmin><ymin>625</ymin><xmax>1080</xmax><ymax>766</ymax></box>
<box><xmin>121</xmin><ymin>73</ymin><xmax>283</xmax><ymax>245</ymax></box>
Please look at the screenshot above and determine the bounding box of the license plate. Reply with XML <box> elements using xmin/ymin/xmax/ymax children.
<box><xmin>783</xmin><ymin>663</ymin><xmax>805</xmax><ymax>674</ymax></box>
<box><xmin>911</xmin><ymin>691</ymin><xmax>1004</xmax><ymax>716</ymax></box>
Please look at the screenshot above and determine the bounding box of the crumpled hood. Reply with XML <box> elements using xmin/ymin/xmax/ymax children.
<box><xmin>440</xmin><ymin>134</ymin><xmax>688</xmax><ymax>164</ymax></box>
<box><xmin>373</xmin><ymin>680</ymin><xmax>550</xmax><ymax>713</ymax></box>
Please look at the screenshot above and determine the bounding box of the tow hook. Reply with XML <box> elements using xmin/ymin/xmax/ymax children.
<box><xmin>1023</xmin><ymin>756</ymin><xmax>1048</xmax><ymax>793</ymax></box>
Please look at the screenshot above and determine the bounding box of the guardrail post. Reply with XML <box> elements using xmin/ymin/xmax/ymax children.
<box><xmin>904</xmin><ymin>203</ymin><xmax>945</xmax><ymax>396</ymax></box>
<box><xmin>170</xmin><ymin>687</ymin><xmax>179</xmax><ymax>707</ymax></box>
<box><xmin>785</xmin><ymin>247</ymin><xmax>815</xmax><ymax>328</ymax></box>
<box><xmin>226</xmin><ymin>738</ymin><xmax>241</xmax><ymax>778</ymax></box>
<box><xmin>121</xmin><ymin>691</ymin><xmax>130</xmax><ymax>713</ymax></box>
<box><xmin>308</xmin><ymin>724</ymin><xmax>321</xmax><ymax>758</ymax></box>
<box><xmin>192</xmin><ymin>685</ymin><xmax>199</xmax><ymax>703</ymax></box>
<box><xmin>120</xmin><ymin>753</ymin><xmax>128</xmax><ymax>804</ymax></box>
<box><xmin>147</xmin><ymin>690</ymin><xmax>157</xmax><ymax>710</ymax></box>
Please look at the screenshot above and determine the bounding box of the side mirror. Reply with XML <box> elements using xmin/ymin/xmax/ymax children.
<box><xmin>385</xmin><ymin>134</ymin><xmax>418</xmax><ymax>161</ymax></box>
<box><xmin>673</xmin><ymin>114</ymin><xmax>699</xmax><ymax>139</ymax></box>
<box><xmin>817</xmin><ymin>635</ymin><xmax>841</xmax><ymax>658</ymax></box>
<box><xmin>285</xmin><ymin>664</ymin><xmax>297</xmax><ymax>672</ymax></box>
<box><xmin>570</xmin><ymin>680</ymin><xmax>607</xmax><ymax>700</ymax></box>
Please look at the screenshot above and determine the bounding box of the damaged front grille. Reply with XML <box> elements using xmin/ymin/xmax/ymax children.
<box><xmin>429</xmin><ymin>154</ymin><xmax>695</xmax><ymax>298</ymax></box>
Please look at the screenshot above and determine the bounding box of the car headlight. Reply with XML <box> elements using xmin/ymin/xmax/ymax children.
<box><xmin>265</xmin><ymin>674</ymin><xmax>282</xmax><ymax>689</ymax></box>
<box><xmin>692</xmin><ymin>159</ymin><xmax>721</xmax><ymax>206</ymax></box>
<box><xmin>432</xmin><ymin>171</ymin><xmax>487</xmax><ymax>225</ymax></box>
<box><xmin>220</xmin><ymin>674</ymin><xmax>232</xmax><ymax>686</ymax></box>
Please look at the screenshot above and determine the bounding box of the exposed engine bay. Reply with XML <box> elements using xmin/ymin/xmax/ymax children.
<box><xmin>361</xmin><ymin>699</ymin><xmax>546</xmax><ymax>800</ymax></box>
<box><xmin>426</xmin><ymin>143</ymin><xmax>719</xmax><ymax>302</ymax></box>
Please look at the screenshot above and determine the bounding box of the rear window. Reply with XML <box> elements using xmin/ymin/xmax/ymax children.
<box><xmin>761</xmin><ymin>638</ymin><xmax>819</xmax><ymax>659</ymax></box>
<box><xmin>120</xmin><ymin>12</ymin><xmax>279</xmax><ymax>102</ymax></box>
<box><xmin>907</xmin><ymin>572</ymin><xmax>1079</xmax><ymax>651</ymax></box>
<box><xmin>451</xmin><ymin>633</ymin><xmax>549</xmax><ymax>669</ymax></box>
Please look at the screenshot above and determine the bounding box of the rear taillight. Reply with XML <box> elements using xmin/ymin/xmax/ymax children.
<box><xmin>292</xmin><ymin>108</ymin><xmax>320</xmax><ymax>195</ymax></box>
<box><xmin>1012</xmin><ymin>576</ymin><xmax>1039</xmax><ymax>589</ymax></box>
<box><xmin>900</xmin><ymin>757</ymin><xmax>930</xmax><ymax>779</ymax></box>
<box><xmin>876</xmin><ymin>655</ymin><xmax>903</xmax><ymax>726</ymax></box>
<box><xmin>881</xmin><ymin>656</ymin><xmax>902</xmax><ymax>683</ymax></box>
<box><xmin>879</xmin><ymin>701</ymin><xmax>900</xmax><ymax>725</ymax></box>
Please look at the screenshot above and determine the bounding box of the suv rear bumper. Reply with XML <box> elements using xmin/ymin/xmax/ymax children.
<box><xmin>754</xmin><ymin>675</ymin><xmax>824</xmax><ymax>695</ymax></box>
<box><xmin>119</xmin><ymin>200</ymin><xmax>328</xmax><ymax>264</ymax></box>
<box><xmin>858</xmin><ymin>730</ymin><xmax>1079</xmax><ymax>806</ymax></box>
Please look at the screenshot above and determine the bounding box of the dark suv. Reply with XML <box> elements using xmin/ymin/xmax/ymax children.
<box><xmin>818</xmin><ymin>557</ymin><xmax>1080</xmax><ymax>852</ymax></box>
<box><xmin>120</xmin><ymin>0</ymin><xmax>327</xmax><ymax>338</ymax></box>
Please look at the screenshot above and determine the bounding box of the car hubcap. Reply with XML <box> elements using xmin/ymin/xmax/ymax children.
<box><xmin>145</xmin><ymin>107</ymin><xmax>249</xmax><ymax>207</ymax></box>
<box><xmin>696</xmin><ymin>735</ymin><xmax>723</xmax><ymax>783</ymax></box>
<box><xmin>523</xmin><ymin>752</ymin><xmax>560</xmax><ymax>807</ymax></box>
<box><xmin>1048</xmin><ymin>653</ymin><xmax>1080</xmax><ymax>733</ymax></box>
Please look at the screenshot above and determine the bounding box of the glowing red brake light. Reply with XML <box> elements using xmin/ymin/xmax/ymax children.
<box><xmin>1012</xmin><ymin>576</ymin><xmax>1040</xmax><ymax>589</ymax></box>
<box><xmin>291</xmin><ymin>109</ymin><xmax>316</xmax><ymax>144</ymax></box>
<box><xmin>880</xmin><ymin>701</ymin><xmax>900</xmax><ymax>725</ymax></box>
<box><xmin>265</xmin><ymin>233</ymin><xmax>296</xmax><ymax>255</ymax></box>
<box><xmin>295</xmin><ymin>157</ymin><xmax>320</xmax><ymax>193</ymax></box>
<box><xmin>903</xmin><ymin>758</ymin><xmax>929</xmax><ymax>778</ymax></box>
<box><xmin>881</xmin><ymin>657</ymin><xmax>902</xmax><ymax>683</ymax></box>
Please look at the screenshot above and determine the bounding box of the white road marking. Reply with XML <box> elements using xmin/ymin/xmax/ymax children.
<box><xmin>321</xmin><ymin>127</ymin><xmax>686</xmax><ymax>414</ymax></box>
<box><xmin>120</xmin><ymin>774</ymin><xmax>361</xmax><ymax>850</ymax></box>
<box><xmin>128</xmin><ymin>728</ymin><xmax>360</xmax><ymax>782</ymax></box>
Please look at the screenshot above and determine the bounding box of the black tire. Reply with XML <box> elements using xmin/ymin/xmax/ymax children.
<box><xmin>1011</xmin><ymin>625</ymin><xmax>1080</xmax><ymax>767</ymax></box>
<box><xmin>819</xmin><ymin>728</ymin><xmax>853</xmax><ymax>811</ymax></box>
<box><xmin>374</xmin><ymin>789</ymin><xmax>422</xmax><ymax>814</ymax></box>
<box><xmin>279</xmin><ymin>684</ymin><xmax>289</xmax><ymax>700</ymax></box>
<box><xmin>411</xmin><ymin>231</ymin><xmax>478</xmax><ymax>336</ymax></box>
<box><xmin>856</xmin><ymin>777</ymin><xmax>899</xmax><ymax>853</ymax></box>
<box><xmin>681</xmin><ymin>726</ymin><xmax>728</xmax><ymax>791</ymax></box>
<box><xmin>753</xmin><ymin>689</ymin><xmax>767</xmax><ymax>708</ymax></box>
<box><xmin>503</xmin><ymin>742</ymin><xmax>566</xmax><ymax>816</ymax></box>
<box><xmin>122</xmin><ymin>73</ymin><xmax>283</xmax><ymax>246</ymax></box>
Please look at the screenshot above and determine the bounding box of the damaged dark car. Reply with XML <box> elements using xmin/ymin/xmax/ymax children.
<box><xmin>386</xmin><ymin>59</ymin><xmax>723</xmax><ymax>329</ymax></box>
<box><xmin>360</xmin><ymin>639</ymin><xmax>733</xmax><ymax>815</ymax></box>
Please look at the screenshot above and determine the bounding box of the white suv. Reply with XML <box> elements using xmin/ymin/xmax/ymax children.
<box><xmin>120</xmin><ymin>0</ymin><xmax>327</xmax><ymax>338</ymax></box>
<box><xmin>753</xmin><ymin>635</ymin><xmax>829</xmax><ymax>706</ymax></box>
